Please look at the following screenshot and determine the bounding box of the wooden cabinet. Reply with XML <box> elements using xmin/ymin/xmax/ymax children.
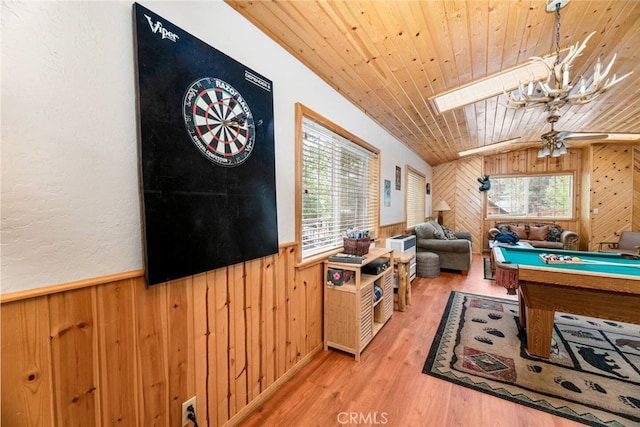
<box><xmin>324</xmin><ymin>247</ymin><xmax>394</xmax><ymax>361</ymax></box>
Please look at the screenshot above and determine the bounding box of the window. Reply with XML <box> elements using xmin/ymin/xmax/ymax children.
<box><xmin>297</xmin><ymin>105</ymin><xmax>379</xmax><ymax>259</ymax></box>
<box><xmin>406</xmin><ymin>166</ymin><xmax>426</xmax><ymax>229</ymax></box>
<box><xmin>486</xmin><ymin>174</ymin><xmax>574</xmax><ymax>219</ymax></box>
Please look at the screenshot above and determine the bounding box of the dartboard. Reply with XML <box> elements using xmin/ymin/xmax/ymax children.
<box><xmin>183</xmin><ymin>77</ymin><xmax>255</xmax><ymax>167</ymax></box>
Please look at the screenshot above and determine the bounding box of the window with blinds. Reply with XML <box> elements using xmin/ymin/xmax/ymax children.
<box><xmin>406</xmin><ymin>167</ymin><xmax>426</xmax><ymax>229</ymax></box>
<box><xmin>300</xmin><ymin>115</ymin><xmax>379</xmax><ymax>259</ymax></box>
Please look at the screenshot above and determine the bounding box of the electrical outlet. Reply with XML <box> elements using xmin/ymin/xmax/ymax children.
<box><xmin>181</xmin><ymin>396</ymin><xmax>196</xmax><ymax>426</ymax></box>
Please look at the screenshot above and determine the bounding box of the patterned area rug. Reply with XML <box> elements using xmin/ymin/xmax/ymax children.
<box><xmin>422</xmin><ymin>291</ymin><xmax>640</xmax><ymax>426</ymax></box>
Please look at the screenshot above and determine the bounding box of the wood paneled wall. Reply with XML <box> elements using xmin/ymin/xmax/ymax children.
<box><xmin>433</xmin><ymin>145</ymin><xmax>640</xmax><ymax>253</ymax></box>
<box><xmin>432</xmin><ymin>156</ymin><xmax>484</xmax><ymax>254</ymax></box>
<box><xmin>482</xmin><ymin>148</ymin><xmax>582</xmax><ymax>250</ymax></box>
<box><xmin>432</xmin><ymin>148</ymin><xmax>583</xmax><ymax>253</ymax></box>
<box><xmin>634</xmin><ymin>146</ymin><xmax>640</xmax><ymax>232</ymax></box>
<box><xmin>586</xmin><ymin>144</ymin><xmax>637</xmax><ymax>251</ymax></box>
<box><xmin>378</xmin><ymin>222</ymin><xmax>413</xmax><ymax>241</ymax></box>
<box><xmin>1</xmin><ymin>243</ymin><xmax>323</xmax><ymax>427</ymax></box>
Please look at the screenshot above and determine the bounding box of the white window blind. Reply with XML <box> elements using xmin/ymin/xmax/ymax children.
<box><xmin>301</xmin><ymin>117</ymin><xmax>379</xmax><ymax>258</ymax></box>
<box><xmin>406</xmin><ymin>168</ymin><xmax>425</xmax><ymax>229</ymax></box>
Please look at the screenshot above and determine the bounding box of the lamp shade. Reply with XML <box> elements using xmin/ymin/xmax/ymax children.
<box><xmin>433</xmin><ymin>200</ymin><xmax>451</xmax><ymax>211</ymax></box>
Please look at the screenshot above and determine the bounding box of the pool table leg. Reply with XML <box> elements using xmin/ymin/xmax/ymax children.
<box><xmin>525</xmin><ymin>306</ymin><xmax>555</xmax><ymax>358</ymax></box>
<box><xmin>518</xmin><ymin>291</ymin><xmax>526</xmax><ymax>328</ymax></box>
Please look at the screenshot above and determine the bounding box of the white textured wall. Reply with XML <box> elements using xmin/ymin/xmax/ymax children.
<box><xmin>1</xmin><ymin>0</ymin><xmax>430</xmax><ymax>293</ymax></box>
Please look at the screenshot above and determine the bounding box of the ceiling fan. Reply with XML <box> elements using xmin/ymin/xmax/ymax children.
<box><xmin>459</xmin><ymin>114</ymin><xmax>640</xmax><ymax>158</ymax></box>
<box><xmin>535</xmin><ymin>114</ymin><xmax>607</xmax><ymax>158</ymax></box>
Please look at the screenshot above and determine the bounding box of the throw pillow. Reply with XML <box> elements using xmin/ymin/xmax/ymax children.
<box><xmin>429</xmin><ymin>220</ymin><xmax>445</xmax><ymax>236</ymax></box>
<box><xmin>509</xmin><ymin>224</ymin><xmax>528</xmax><ymax>240</ymax></box>
<box><xmin>415</xmin><ymin>222</ymin><xmax>436</xmax><ymax>239</ymax></box>
<box><xmin>497</xmin><ymin>224</ymin><xmax>510</xmax><ymax>234</ymax></box>
<box><xmin>529</xmin><ymin>225</ymin><xmax>549</xmax><ymax>241</ymax></box>
<box><xmin>433</xmin><ymin>229</ymin><xmax>445</xmax><ymax>239</ymax></box>
<box><xmin>441</xmin><ymin>225</ymin><xmax>458</xmax><ymax>240</ymax></box>
<box><xmin>547</xmin><ymin>225</ymin><xmax>563</xmax><ymax>242</ymax></box>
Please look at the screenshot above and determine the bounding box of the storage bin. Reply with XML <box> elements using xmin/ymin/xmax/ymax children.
<box><xmin>343</xmin><ymin>237</ymin><xmax>370</xmax><ymax>256</ymax></box>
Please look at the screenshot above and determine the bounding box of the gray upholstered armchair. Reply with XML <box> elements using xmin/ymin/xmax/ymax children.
<box><xmin>598</xmin><ymin>231</ymin><xmax>640</xmax><ymax>256</ymax></box>
<box><xmin>414</xmin><ymin>220</ymin><xmax>472</xmax><ymax>272</ymax></box>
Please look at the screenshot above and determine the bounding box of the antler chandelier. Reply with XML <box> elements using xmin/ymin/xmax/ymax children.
<box><xmin>505</xmin><ymin>0</ymin><xmax>632</xmax><ymax>113</ymax></box>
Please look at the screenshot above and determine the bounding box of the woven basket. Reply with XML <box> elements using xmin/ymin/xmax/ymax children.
<box><xmin>343</xmin><ymin>237</ymin><xmax>370</xmax><ymax>256</ymax></box>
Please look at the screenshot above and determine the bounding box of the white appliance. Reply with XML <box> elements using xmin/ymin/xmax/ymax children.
<box><xmin>386</xmin><ymin>235</ymin><xmax>417</xmax><ymax>281</ymax></box>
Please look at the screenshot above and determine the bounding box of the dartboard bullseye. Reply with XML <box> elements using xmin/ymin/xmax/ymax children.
<box><xmin>183</xmin><ymin>77</ymin><xmax>255</xmax><ymax>167</ymax></box>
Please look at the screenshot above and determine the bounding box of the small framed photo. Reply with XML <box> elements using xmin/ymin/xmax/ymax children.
<box><xmin>426</xmin><ymin>183</ymin><xmax>431</xmax><ymax>195</ymax></box>
<box><xmin>384</xmin><ymin>179</ymin><xmax>391</xmax><ymax>207</ymax></box>
<box><xmin>395</xmin><ymin>166</ymin><xmax>401</xmax><ymax>190</ymax></box>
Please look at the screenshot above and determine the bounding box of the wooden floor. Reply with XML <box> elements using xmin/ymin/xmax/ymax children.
<box><xmin>239</xmin><ymin>255</ymin><xmax>583</xmax><ymax>427</ymax></box>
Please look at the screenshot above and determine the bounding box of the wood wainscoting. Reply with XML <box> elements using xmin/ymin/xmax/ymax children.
<box><xmin>378</xmin><ymin>222</ymin><xmax>412</xmax><ymax>242</ymax></box>
<box><xmin>1</xmin><ymin>242</ymin><xmax>323</xmax><ymax>427</ymax></box>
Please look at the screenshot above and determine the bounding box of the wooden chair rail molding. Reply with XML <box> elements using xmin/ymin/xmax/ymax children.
<box><xmin>1</xmin><ymin>241</ymin><xmax>325</xmax><ymax>426</ymax></box>
<box><xmin>0</xmin><ymin>243</ymin><xmax>299</xmax><ymax>304</ymax></box>
<box><xmin>0</xmin><ymin>269</ymin><xmax>145</xmax><ymax>304</ymax></box>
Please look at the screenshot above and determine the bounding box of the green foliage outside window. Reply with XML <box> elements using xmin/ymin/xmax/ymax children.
<box><xmin>486</xmin><ymin>174</ymin><xmax>573</xmax><ymax>219</ymax></box>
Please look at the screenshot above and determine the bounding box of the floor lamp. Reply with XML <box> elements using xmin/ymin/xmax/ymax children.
<box><xmin>432</xmin><ymin>200</ymin><xmax>451</xmax><ymax>225</ymax></box>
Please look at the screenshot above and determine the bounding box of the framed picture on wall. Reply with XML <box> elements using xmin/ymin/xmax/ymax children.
<box><xmin>426</xmin><ymin>183</ymin><xmax>431</xmax><ymax>195</ymax></box>
<box><xmin>395</xmin><ymin>166</ymin><xmax>401</xmax><ymax>190</ymax></box>
<box><xmin>384</xmin><ymin>179</ymin><xmax>391</xmax><ymax>207</ymax></box>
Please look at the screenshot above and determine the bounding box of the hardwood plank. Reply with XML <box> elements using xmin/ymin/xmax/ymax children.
<box><xmin>288</xmin><ymin>267</ymin><xmax>303</xmax><ymax>367</ymax></box>
<box><xmin>275</xmin><ymin>247</ymin><xmax>290</xmax><ymax>378</ymax></box>
<box><xmin>238</xmin><ymin>255</ymin><xmax>583</xmax><ymax>427</ymax></box>
<box><xmin>1</xmin><ymin>297</ymin><xmax>54</xmax><ymax>427</ymax></box>
<box><xmin>304</xmin><ymin>263</ymin><xmax>323</xmax><ymax>355</ymax></box>
<box><xmin>167</xmin><ymin>277</ymin><xmax>192</xmax><ymax>427</ymax></box>
<box><xmin>246</xmin><ymin>257</ymin><xmax>263</xmax><ymax>401</ymax></box>
<box><xmin>262</xmin><ymin>254</ymin><xmax>277</xmax><ymax>390</ymax></box>
<box><xmin>134</xmin><ymin>282</ymin><xmax>169</xmax><ymax>425</ymax></box>
<box><xmin>229</xmin><ymin>263</ymin><xmax>247</xmax><ymax>415</ymax></box>
<box><xmin>49</xmin><ymin>287</ymin><xmax>100</xmax><ymax>426</ymax></box>
<box><xmin>96</xmin><ymin>278</ymin><xmax>139</xmax><ymax>426</ymax></box>
<box><xmin>211</xmin><ymin>267</ymin><xmax>230</xmax><ymax>425</ymax></box>
<box><xmin>191</xmin><ymin>272</ymin><xmax>209</xmax><ymax>426</ymax></box>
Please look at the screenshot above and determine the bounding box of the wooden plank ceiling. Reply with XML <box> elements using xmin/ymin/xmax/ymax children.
<box><xmin>226</xmin><ymin>0</ymin><xmax>640</xmax><ymax>166</ymax></box>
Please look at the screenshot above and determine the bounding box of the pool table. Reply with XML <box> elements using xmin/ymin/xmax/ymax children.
<box><xmin>492</xmin><ymin>246</ymin><xmax>640</xmax><ymax>358</ymax></box>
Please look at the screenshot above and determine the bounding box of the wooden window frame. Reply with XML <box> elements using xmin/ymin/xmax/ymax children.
<box><xmin>295</xmin><ymin>103</ymin><xmax>380</xmax><ymax>262</ymax></box>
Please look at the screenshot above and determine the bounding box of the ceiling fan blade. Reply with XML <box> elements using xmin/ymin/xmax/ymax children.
<box><xmin>458</xmin><ymin>137</ymin><xmax>523</xmax><ymax>157</ymax></box>
<box><xmin>561</xmin><ymin>132</ymin><xmax>609</xmax><ymax>141</ymax></box>
<box><xmin>560</xmin><ymin>132</ymin><xmax>640</xmax><ymax>142</ymax></box>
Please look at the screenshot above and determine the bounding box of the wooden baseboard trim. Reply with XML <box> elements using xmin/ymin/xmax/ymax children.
<box><xmin>223</xmin><ymin>343</ymin><xmax>324</xmax><ymax>426</ymax></box>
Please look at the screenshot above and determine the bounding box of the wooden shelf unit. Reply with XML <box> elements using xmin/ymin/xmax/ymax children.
<box><xmin>324</xmin><ymin>247</ymin><xmax>394</xmax><ymax>361</ymax></box>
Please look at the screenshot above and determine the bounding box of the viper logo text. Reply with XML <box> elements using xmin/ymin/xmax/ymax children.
<box><xmin>144</xmin><ymin>14</ymin><xmax>179</xmax><ymax>42</ymax></box>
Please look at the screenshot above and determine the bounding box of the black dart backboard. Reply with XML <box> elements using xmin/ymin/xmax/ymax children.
<box><xmin>133</xmin><ymin>3</ymin><xmax>278</xmax><ymax>286</ymax></box>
